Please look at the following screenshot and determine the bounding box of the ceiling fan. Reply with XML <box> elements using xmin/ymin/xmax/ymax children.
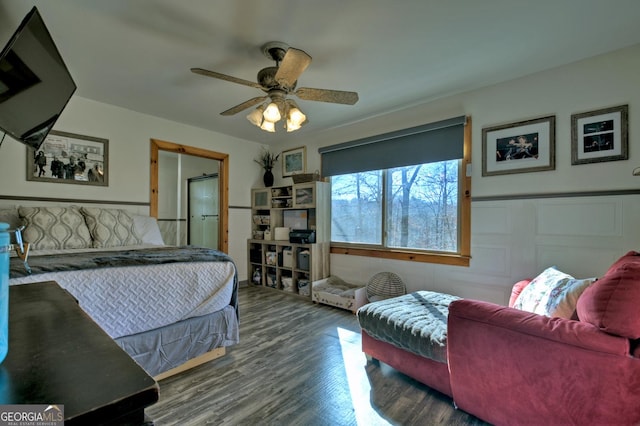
<box><xmin>190</xmin><ymin>41</ymin><xmax>359</xmax><ymax>132</ymax></box>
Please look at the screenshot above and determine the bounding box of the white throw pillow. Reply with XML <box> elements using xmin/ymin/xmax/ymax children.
<box><xmin>133</xmin><ymin>215</ymin><xmax>165</xmax><ymax>246</ymax></box>
<box><xmin>513</xmin><ymin>266</ymin><xmax>595</xmax><ymax>319</ymax></box>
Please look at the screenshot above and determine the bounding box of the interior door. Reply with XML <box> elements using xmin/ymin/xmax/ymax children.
<box><xmin>188</xmin><ymin>174</ymin><xmax>219</xmax><ymax>249</ymax></box>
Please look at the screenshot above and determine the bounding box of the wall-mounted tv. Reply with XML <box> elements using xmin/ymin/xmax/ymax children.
<box><xmin>0</xmin><ymin>7</ymin><xmax>76</xmax><ymax>150</ymax></box>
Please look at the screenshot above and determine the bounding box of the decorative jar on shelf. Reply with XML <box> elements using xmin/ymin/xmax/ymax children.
<box><xmin>263</xmin><ymin>169</ymin><xmax>274</xmax><ymax>187</ymax></box>
<box><xmin>255</xmin><ymin>149</ymin><xmax>279</xmax><ymax>188</ymax></box>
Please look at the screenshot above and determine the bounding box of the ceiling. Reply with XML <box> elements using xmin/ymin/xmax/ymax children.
<box><xmin>2</xmin><ymin>0</ymin><xmax>640</xmax><ymax>146</ymax></box>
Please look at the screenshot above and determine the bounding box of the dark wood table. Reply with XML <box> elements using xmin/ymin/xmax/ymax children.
<box><xmin>0</xmin><ymin>281</ymin><xmax>159</xmax><ymax>425</ymax></box>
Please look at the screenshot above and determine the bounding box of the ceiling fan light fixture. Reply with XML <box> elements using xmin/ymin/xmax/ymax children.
<box><xmin>263</xmin><ymin>102</ymin><xmax>281</xmax><ymax>122</ymax></box>
<box><xmin>286</xmin><ymin>114</ymin><xmax>309</xmax><ymax>132</ymax></box>
<box><xmin>288</xmin><ymin>107</ymin><xmax>306</xmax><ymax>127</ymax></box>
<box><xmin>246</xmin><ymin>105</ymin><xmax>265</xmax><ymax>127</ymax></box>
<box><xmin>260</xmin><ymin>119</ymin><xmax>276</xmax><ymax>132</ymax></box>
<box><xmin>283</xmin><ymin>99</ymin><xmax>306</xmax><ymax>132</ymax></box>
<box><xmin>286</xmin><ymin>119</ymin><xmax>302</xmax><ymax>132</ymax></box>
<box><xmin>192</xmin><ymin>41</ymin><xmax>358</xmax><ymax>134</ymax></box>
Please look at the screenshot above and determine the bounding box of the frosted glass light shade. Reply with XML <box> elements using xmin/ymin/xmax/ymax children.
<box><xmin>286</xmin><ymin>119</ymin><xmax>302</xmax><ymax>132</ymax></box>
<box><xmin>246</xmin><ymin>106</ymin><xmax>264</xmax><ymax>126</ymax></box>
<box><xmin>260</xmin><ymin>120</ymin><xmax>276</xmax><ymax>132</ymax></box>
<box><xmin>263</xmin><ymin>102</ymin><xmax>281</xmax><ymax>122</ymax></box>
<box><xmin>288</xmin><ymin>107</ymin><xmax>306</xmax><ymax>127</ymax></box>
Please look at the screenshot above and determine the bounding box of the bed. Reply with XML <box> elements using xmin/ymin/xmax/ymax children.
<box><xmin>3</xmin><ymin>204</ymin><xmax>239</xmax><ymax>379</ymax></box>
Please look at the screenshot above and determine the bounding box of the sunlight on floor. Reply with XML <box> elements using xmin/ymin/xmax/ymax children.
<box><xmin>336</xmin><ymin>327</ymin><xmax>393</xmax><ymax>426</ymax></box>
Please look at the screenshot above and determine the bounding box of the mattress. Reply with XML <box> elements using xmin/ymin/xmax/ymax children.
<box><xmin>9</xmin><ymin>245</ymin><xmax>236</xmax><ymax>339</ymax></box>
<box><xmin>357</xmin><ymin>290</ymin><xmax>460</xmax><ymax>363</ymax></box>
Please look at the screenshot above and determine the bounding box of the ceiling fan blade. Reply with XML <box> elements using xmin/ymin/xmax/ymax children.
<box><xmin>294</xmin><ymin>87</ymin><xmax>359</xmax><ymax>105</ymax></box>
<box><xmin>274</xmin><ymin>48</ymin><xmax>312</xmax><ymax>88</ymax></box>
<box><xmin>220</xmin><ymin>96</ymin><xmax>268</xmax><ymax>116</ymax></box>
<box><xmin>191</xmin><ymin>68</ymin><xmax>263</xmax><ymax>90</ymax></box>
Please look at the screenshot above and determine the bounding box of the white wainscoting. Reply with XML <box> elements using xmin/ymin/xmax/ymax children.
<box><xmin>330</xmin><ymin>194</ymin><xmax>640</xmax><ymax>306</ymax></box>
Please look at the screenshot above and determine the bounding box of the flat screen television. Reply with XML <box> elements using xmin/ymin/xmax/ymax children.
<box><xmin>0</xmin><ymin>6</ymin><xmax>76</xmax><ymax>150</ymax></box>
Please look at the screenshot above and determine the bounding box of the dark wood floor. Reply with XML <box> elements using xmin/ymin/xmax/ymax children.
<box><xmin>146</xmin><ymin>284</ymin><xmax>488</xmax><ymax>425</ymax></box>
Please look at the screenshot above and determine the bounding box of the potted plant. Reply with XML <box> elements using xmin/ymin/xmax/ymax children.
<box><xmin>255</xmin><ymin>149</ymin><xmax>280</xmax><ymax>187</ymax></box>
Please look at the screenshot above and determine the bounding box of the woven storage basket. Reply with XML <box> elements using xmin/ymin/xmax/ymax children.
<box><xmin>292</xmin><ymin>171</ymin><xmax>320</xmax><ymax>184</ymax></box>
<box><xmin>366</xmin><ymin>272</ymin><xmax>406</xmax><ymax>302</ymax></box>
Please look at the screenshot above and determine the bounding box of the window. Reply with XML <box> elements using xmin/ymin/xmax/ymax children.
<box><xmin>332</xmin><ymin>159</ymin><xmax>459</xmax><ymax>251</ymax></box>
<box><xmin>320</xmin><ymin>116</ymin><xmax>471</xmax><ymax>266</ymax></box>
<box><xmin>331</xmin><ymin>170</ymin><xmax>383</xmax><ymax>245</ymax></box>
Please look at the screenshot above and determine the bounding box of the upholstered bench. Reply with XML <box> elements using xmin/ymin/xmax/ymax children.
<box><xmin>356</xmin><ymin>290</ymin><xmax>461</xmax><ymax>396</ymax></box>
<box><xmin>357</xmin><ymin>290</ymin><xmax>461</xmax><ymax>363</ymax></box>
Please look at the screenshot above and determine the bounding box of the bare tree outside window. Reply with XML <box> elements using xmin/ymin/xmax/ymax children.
<box><xmin>331</xmin><ymin>171</ymin><xmax>382</xmax><ymax>244</ymax></box>
<box><xmin>331</xmin><ymin>160</ymin><xmax>459</xmax><ymax>253</ymax></box>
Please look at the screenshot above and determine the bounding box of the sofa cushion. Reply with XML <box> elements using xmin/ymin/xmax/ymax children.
<box><xmin>513</xmin><ymin>266</ymin><xmax>595</xmax><ymax>319</ymax></box>
<box><xmin>604</xmin><ymin>250</ymin><xmax>640</xmax><ymax>275</ymax></box>
<box><xmin>18</xmin><ymin>206</ymin><xmax>92</xmax><ymax>250</ymax></box>
<box><xmin>576</xmin><ymin>263</ymin><xmax>640</xmax><ymax>339</ymax></box>
<box><xmin>81</xmin><ymin>207</ymin><xmax>142</xmax><ymax>248</ymax></box>
<box><xmin>509</xmin><ymin>279</ymin><xmax>532</xmax><ymax>308</ymax></box>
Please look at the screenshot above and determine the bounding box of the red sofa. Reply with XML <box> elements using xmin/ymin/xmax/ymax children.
<box><xmin>360</xmin><ymin>251</ymin><xmax>640</xmax><ymax>425</ymax></box>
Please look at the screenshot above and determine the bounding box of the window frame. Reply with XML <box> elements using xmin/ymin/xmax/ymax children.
<box><xmin>329</xmin><ymin>118</ymin><xmax>472</xmax><ymax>266</ymax></box>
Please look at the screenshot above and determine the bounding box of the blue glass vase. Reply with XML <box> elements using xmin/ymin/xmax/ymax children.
<box><xmin>0</xmin><ymin>223</ymin><xmax>9</xmax><ymax>364</ymax></box>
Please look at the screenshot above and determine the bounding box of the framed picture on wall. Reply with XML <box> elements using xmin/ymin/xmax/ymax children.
<box><xmin>282</xmin><ymin>146</ymin><xmax>306</xmax><ymax>177</ymax></box>
<box><xmin>571</xmin><ymin>104</ymin><xmax>628</xmax><ymax>165</ymax></box>
<box><xmin>26</xmin><ymin>130</ymin><xmax>109</xmax><ymax>186</ymax></box>
<box><xmin>482</xmin><ymin>115</ymin><xmax>556</xmax><ymax>176</ymax></box>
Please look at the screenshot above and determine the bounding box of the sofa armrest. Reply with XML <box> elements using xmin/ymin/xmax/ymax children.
<box><xmin>447</xmin><ymin>299</ymin><xmax>640</xmax><ymax>426</ymax></box>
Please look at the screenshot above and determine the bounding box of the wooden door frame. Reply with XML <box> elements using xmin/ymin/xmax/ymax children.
<box><xmin>150</xmin><ymin>139</ymin><xmax>229</xmax><ymax>254</ymax></box>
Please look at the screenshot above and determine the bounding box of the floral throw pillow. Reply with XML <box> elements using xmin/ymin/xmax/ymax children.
<box><xmin>513</xmin><ymin>266</ymin><xmax>595</xmax><ymax>319</ymax></box>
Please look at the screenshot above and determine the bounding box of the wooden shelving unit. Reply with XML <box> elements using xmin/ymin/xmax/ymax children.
<box><xmin>248</xmin><ymin>181</ymin><xmax>330</xmax><ymax>299</ymax></box>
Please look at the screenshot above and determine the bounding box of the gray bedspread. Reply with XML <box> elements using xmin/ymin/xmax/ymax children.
<box><xmin>10</xmin><ymin>245</ymin><xmax>229</xmax><ymax>276</ymax></box>
<box><xmin>10</xmin><ymin>245</ymin><xmax>239</xmax><ymax>320</ymax></box>
<box><xmin>357</xmin><ymin>291</ymin><xmax>460</xmax><ymax>363</ymax></box>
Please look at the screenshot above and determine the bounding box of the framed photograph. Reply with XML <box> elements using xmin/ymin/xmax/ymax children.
<box><xmin>27</xmin><ymin>130</ymin><xmax>108</xmax><ymax>186</ymax></box>
<box><xmin>482</xmin><ymin>115</ymin><xmax>555</xmax><ymax>176</ymax></box>
<box><xmin>282</xmin><ymin>146</ymin><xmax>306</xmax><ymax>177</ymax></box>
<box><xmin>571</xmin><ymin>104</ymin><xmax>628</xmax><ymax>165</ymax></box>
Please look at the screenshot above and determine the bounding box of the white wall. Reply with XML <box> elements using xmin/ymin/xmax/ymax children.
<box><xmin>2</xmin><ymin>44</ymin><xmax>639</xmax><ymax>303</ymax></box>
<box><xmin>0</xmin><ymin>96</ymin><xmax>265</xmax><ymax>280</ymax></box>
<box><xmin>271</xmin><ymin>44</ymin><xmax>640</xmax><ymax>305</ymax></box>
